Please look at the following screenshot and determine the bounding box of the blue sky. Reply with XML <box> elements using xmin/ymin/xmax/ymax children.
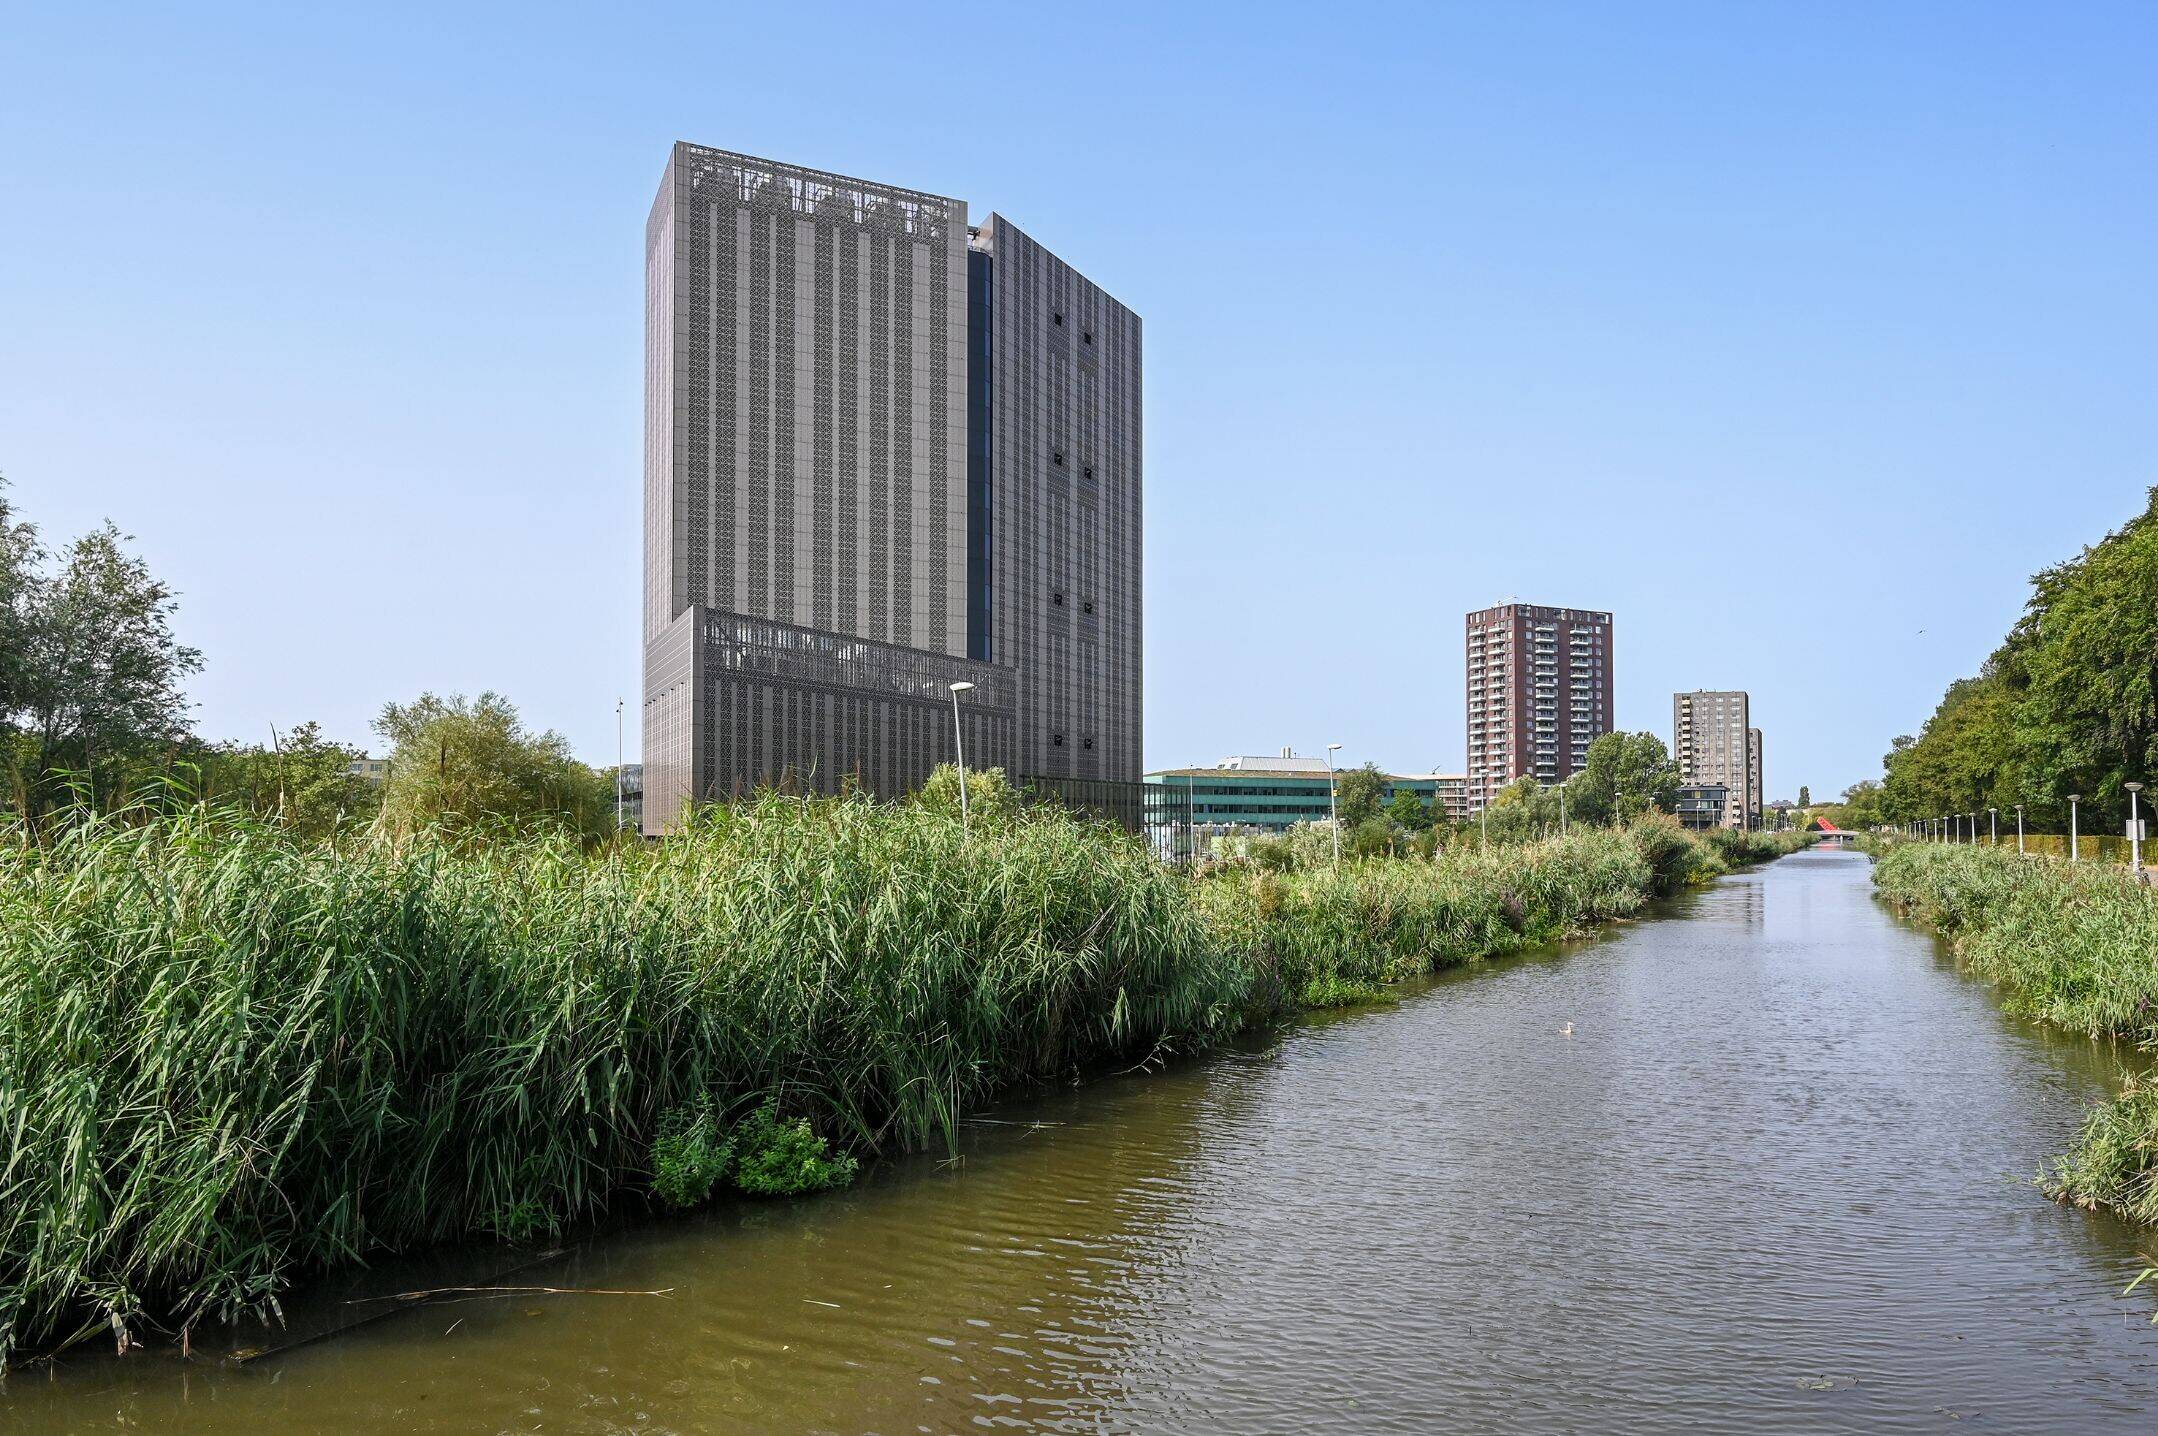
<box><xmin>4</xmin><ymin>2</ymin><xmax>2152</xmax><ymax>799</ymax></box>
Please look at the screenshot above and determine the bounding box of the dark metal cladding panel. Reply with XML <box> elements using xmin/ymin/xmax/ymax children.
<box><xmin>972</xmin><ymin>215</ymin><xmax>1142</xmax><ymax>829</ymax></box>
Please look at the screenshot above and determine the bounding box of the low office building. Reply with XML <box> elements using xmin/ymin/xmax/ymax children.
<box><xmin>1142</xmin><ymin>750</ymin><xmax>1465</xmax><ymax>859</ymax></box>
<box><xmin>1398</xmin><ymin>772</ymin><xmax>1471</xmax><ymax>823</ymax></box>
<box><xmin>1673</xmin><ymin>784</ymin><xmax>1730</xmax><ymax>831</ymax></box>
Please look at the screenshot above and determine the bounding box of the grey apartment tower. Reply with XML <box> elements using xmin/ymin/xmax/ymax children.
<box><xmin>641</xmin><ymin>143</ymin><xmax>1141</xmax><ymax>833</ymax></box>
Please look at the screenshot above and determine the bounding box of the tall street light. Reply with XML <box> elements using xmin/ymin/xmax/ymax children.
<box><xmin>2014</xmin><ymin>804</ymin><xmax>2024</xmax><ymax>855</ymax></box>
<box><xmin>2129</xmin><ymin>782</ymin><xmax>2146</xmax><ymax>874</ymax></box>
<box><xmin>1988</xmin><ymin>807</ymin><xmax>1997</xmax><ymax>845</ymax></box>
<box><xmin>948</xmin><ymin>682</ymin><xmax>975</xmax><ymax>840</ymax></box>
<box><xmin>1326</xmin><ymin>743</ymin><xmax>1344</xmax><ymax>867</ymax></box>
<box><xmin>615</xmin><ymin>698</ymin><xmax>625</xmax><ymax>833</ymax></box>
<box><xmin>2069</xmin><ymin>794</ymin><xmax>2081</xmax><ymax>862</ymax></box>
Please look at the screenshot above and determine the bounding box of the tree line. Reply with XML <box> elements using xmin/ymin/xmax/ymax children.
<box><xmin>1317</xmin><ymin>729</ymin><xmax>1689</xmax><ymax>857</ymax></box>
<box><xmin>0</xmin><ymin>476</ymin><xmax>622</xmax><ymax>839</ymax></box>
<box><xmin>1826</xmin><ymin>488</ymin><xmax>2158</xmax><ymax>833</ymax></box>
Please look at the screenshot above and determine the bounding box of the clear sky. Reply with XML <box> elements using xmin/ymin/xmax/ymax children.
<box><xmin>4</xmin><ymin>2</ymin><xmax>2152</xmax><ymax>799</ymax></box>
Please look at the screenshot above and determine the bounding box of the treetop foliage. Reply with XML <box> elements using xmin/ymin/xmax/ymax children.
<box><xmin>1872</xmin><ymin>488</ymin><xmax>2158</xmax><ymax>828</ymax></box>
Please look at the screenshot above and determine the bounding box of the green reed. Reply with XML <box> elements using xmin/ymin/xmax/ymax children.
<box><xmin>0</xmin><ymin>801</ymin><xmax>1801</xmax><ymax>1358</ymax></box>
<box><xmin>0</xmin><ymin>795</ymin><xmax>1240</xmax><ymax>1357</ymax></box>
<box><xmin>1873</xmin><ymin>843</ymin><xmax>2158</xmax><ymax>1236</ymax></box>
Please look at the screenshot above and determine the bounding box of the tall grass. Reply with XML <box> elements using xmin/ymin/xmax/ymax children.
<box><xmin>0</xmin><ymin>796</ymin><xmax>1240</xmax><ymax>1357</ymax></box>
<box><xmin>1197</xmin><ymin>819</ymin><xmax>1814</xmax><ymax>1010</ymax></box>
<box><xmin>1873</xmin><ymin>844</ymin><xmax>2158</xmax><ymax>1041</ymax></box>
<box><xmin>0</xmin><ymin>801</ymin><xmax>1805</xmax><ymax>1358</ymax></box>
<box><xmin>1872</xmin><ymin>844</ymin><xmax>2158</xmax><ymax>1232</ymax></box>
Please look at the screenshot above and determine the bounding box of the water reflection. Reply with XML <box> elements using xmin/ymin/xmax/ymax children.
<box><xmin>8</xmin><ymin>849</ymin><xmax>2156</xmax><ymax>1433</ymax></box>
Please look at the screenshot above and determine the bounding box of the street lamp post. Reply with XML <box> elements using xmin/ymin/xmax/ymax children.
<box><xmin>2069</xmin><ymin>794</ymin><xmax>2081</xmax><ymax>862</ymax></box>
<box><xmin>1326</xmin><ymin>743</ymin><xmax>1344</xmax><ymax>867</ymax></box>
<box><xmin>948</xmin><ymin>682</ymin><xmax>976</xmax><ymax>840</ymax></box>
<box><xmin>2014</xmin><ymin>804</ymin><xmax>2024</xmax><ymax>855</ymax></box>
<box><xmin>2129</xmin><ymin>782</ymin><xmax>2146</xmax><ymax>874</ymax></box>
<box><xmin>1988</xmin><ymin>807</ymin><xmax>1997</xmax><ymax>845</ymax></box>
<box><xmin>1559</xmin><ymin>782</ymin><xmax>1568</xmax><ymax>837</ymax></box>
<box><xmin>615</xmin><ymin>699</ymin><xmax>625</xmax><ymax>832</ymax></box>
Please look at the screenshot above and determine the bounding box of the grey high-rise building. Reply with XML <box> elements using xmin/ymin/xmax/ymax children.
<box><xmin>1672</xmin><ymin>690</ymin><xmax>1760</xmax><ymax>829</ymax></box>
<box><xmin>641</xmin><ymin>143</ymin><xmax>1141</xmax><ymax>833</ymax></box>
<box><xmin>1747</xmin><ymin>727</ymin><xmax>1764</xmax><ymax>830</ymax></box>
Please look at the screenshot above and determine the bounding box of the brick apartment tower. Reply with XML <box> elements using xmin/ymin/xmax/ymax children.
<box><xmin>1464</xmin><ymin>603</ymin><xmax>1613</xmax><ymax>812</ymax></box>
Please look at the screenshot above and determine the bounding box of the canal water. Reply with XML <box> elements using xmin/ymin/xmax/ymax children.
<box><xmin>8</xmin><ymin>846</ymin><xmax>2156</xmax><ymax>1432</ymax></box>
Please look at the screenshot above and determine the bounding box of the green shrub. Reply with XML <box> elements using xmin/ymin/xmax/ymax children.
<box><xmin>2046</xmin><ymin>1073</ymin><xmax>2158</xmax><ymax>1227</ymax></box>
<box><xmin>651</xmin><ymin>1097</ymin><xmax>735</xmax><ymax>1210</ymax></box>
<box><xmin>730</xmin><ymin>1104</ymin><xmax>860</xmax><ymax>1197</ymax></box>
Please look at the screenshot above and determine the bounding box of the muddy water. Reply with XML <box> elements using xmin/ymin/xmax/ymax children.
<box><xmin>8</xmin><ymin>847</ymin><xmax>2155</xmax><ymax>1432</ymax></box>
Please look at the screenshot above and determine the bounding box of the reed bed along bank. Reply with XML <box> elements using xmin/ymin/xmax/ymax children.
<box><xmin>1192</xmin><ymin>820</ymin><xmax>1809</xmax><ymax>1009</ymax></box>
<box><xmin>1873</xmin><ymin>844</ymin><xmax>2158</xmax><ymax>1227</ymax></box>
<box><xmin>0</xmin><ymin>801</ymin><xmax>1804</xmax><ymax>1360</ymax></box>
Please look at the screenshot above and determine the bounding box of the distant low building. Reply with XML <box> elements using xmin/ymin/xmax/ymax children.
<box><xmin>1143</xmin><ymin>749</ymin><xmax>1468</xmax><ymax>860</ymax></box>
<box><xmin>1397</xmin><ymin>772</ymin><xmax>1471</xmax><ymax>823</ymax></box>
<box><xmin>1673</xmin><ymin>784</ymin><xmax>1729</xmax><ymax>831</ymax></box>
<box><xmin>344</xmin><ymin>755</ymin><xmax>390</xmax><ymax>783</ymax></box>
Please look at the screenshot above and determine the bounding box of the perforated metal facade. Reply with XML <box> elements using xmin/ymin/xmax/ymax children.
<box><xmin>969</xmin><ymin>216</ymin><xmax>1144</xmax><ymax>828</ymax></box>
<box><xmin>642</xmin><ymin>145</ymin><xmax>1141</xmax><ymax>833</ymax></box>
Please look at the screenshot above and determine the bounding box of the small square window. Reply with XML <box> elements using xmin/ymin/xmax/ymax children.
<box><xmin>1082</xmin><ymin>600</ymin><xmax>1094</xmax><ymax>615</ymax></box>
<box><xmin>1052</xmin><ymin>732</ymin><xmax>1066</xmax><ymax>747</ymax></box>
<box><xmin>1053</xmin><ymin>591</ymin><xmax>1066</xmax><ymax>606</ymax></box>
<box><xmin>1052</xmin><ymin>312</ymin><xmax>1063</xmax><ymax>327</ymax></box>
<box><xmin>1083</xmin><ymin>331</ymin><xmax>1093</xmax><ymax>345</ymax></box>
<box><xmin>1052</xmin><ymin>451</ymin><xmax>1064</xmax><ymax>467</ymax></box>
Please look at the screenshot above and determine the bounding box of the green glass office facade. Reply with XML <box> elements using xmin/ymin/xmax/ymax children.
<box><xmin>1143</xmin><ymin>770</ymin><xmax>1461</xmax><ymax>851</ymax></box>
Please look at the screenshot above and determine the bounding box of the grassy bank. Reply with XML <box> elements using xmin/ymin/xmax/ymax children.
<box><xmin>1872</xmin><ymin>844</ymin><xmax>2158</xmax><ymax>1226</ymax></box>
<box><xmin>0</xmin><ymin>802</ymin><xmax>1804</xmax><ymax>1359</ymax></box>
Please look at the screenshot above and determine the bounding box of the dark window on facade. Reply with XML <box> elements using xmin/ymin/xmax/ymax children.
<box><xmin>1082</xmin><ymin>737</ymin><xmax>1094</xmax><ymax>751</ymax></box>
<box><xmin>1083</xmin><ymin>331</ymin><xmax>1093</xmax><ymax>345</ymax></box>
<box><xmin>1052</xmin><ymin>450</ymin><xmax>1064</xmax><ymax>467</ymax></box>
<box><xmin>1053</xmin><ymin>732</ymin><xmax>1066</xmax><ymax>746</ymax></box>
<box><xmin>1052</xmin><ymin>311</ymin><xmax>1063</xmax><ymax>327</ymax></box>
<box><xmin>1082</xmin><ymin>465</ymin><xmax>1094</xmax><ymax>480</ymax></box>
<box><xmin>1053</xmin><ymin>591</ymin><xmax>1065</xmax><ymax>606</ymax></box>
<box><xmin>1082</xmin><ymin>600</ymin><xmax>1094</xmax><ymax>614</ymax></box>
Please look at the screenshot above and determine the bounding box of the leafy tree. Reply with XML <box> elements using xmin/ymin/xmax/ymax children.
<box><xmin>1865</xmin><ymin>489</ymin><xmax>2158</xmax><ymax>832</ymax></box>
<box><xmin>1347</xmin><ymin>815</ymin><xmax>1396</xmax><ymax>858</ymax></box>
<box><xmin>1797</xmin><ymin>784</ymin><xmax>1811</xmax><ymax>808</ymax></box>
<box><xmin>194</xmin><ymin>721</ymin><xmax>379</xmax><ymax>837</ymax></box>
<box><xmin>1334</xmin><ymin>762</ymin><xmax>1388</xmax><ymax>829</ymax></box>
<box><xmin>374</xmin><ymin>691</ymin><xmax>612</xmax><ymax>840</ymax></box>
<box><xmin>1483</xmin><ymin>776</ymin><xmax>1561</xmax><ymax>842</ymax></box>
<box><xmin>9</xmin><ymin>522</ymin><xmax>201</xmax><ymax>816</ymax></box>
<box><xmin>1385</xmin><ymin>786</ymin><xmax>1432</xmax><ymax>832</ymax></box>
<box><xmin>1566</xmin><ymin>732</ymin><xmax>1681</xmax><ymax>825</ymax></box>
<box><xmin>915</xmin><ymin>762</ymin><xmax>1019</xmax><ymax>822</ymax></box>
<box><xmin>0</xmin><ymin>478</ymin><xmax>40</xmax><ymax>745</ymax></box>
